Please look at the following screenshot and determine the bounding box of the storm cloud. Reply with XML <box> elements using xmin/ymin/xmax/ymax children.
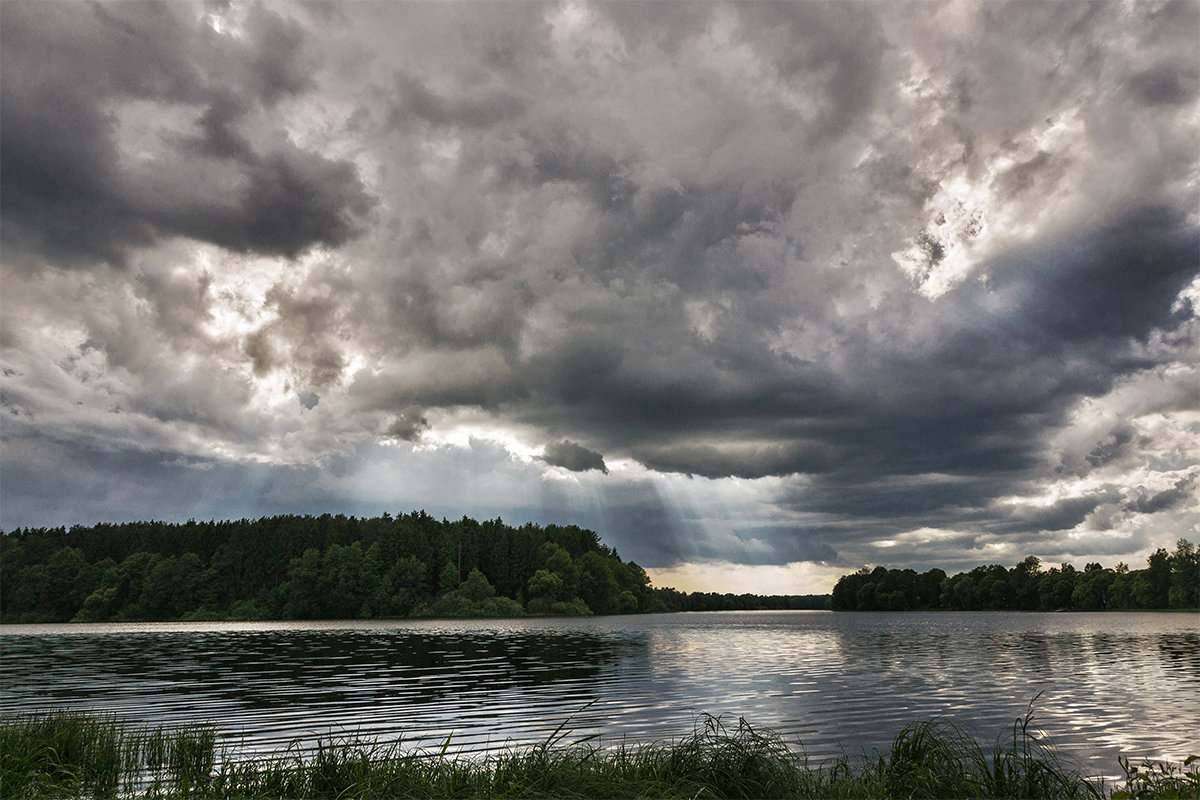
<box><xmin>540</xmin><ymin>441</ymin><xmax>608</xmax><ymax>474</ymax></box>
<box><xmin>0</xmin><ymin>1</ymin><xmax>372</xmax><ymax>268</ymax></box>
<box><xmin>2</xmin><ymin>0</ymin><xmax>1197</xmax><ymax>591</ymax></box>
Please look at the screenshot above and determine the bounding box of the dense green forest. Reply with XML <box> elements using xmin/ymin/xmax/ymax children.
<box><xmin>0</xmin><ymin>513</ymin><xmax>827</xmax><ymax>623</ymax></box>
<box><xmin>831</xmin><ymin>540</ymin><xmax>1199</xmax><ymax>611</ymax></box>
<box><xmin>11</xmin><ymin>512</ymin><xmax>1188</xmax><ymax>621</ymax></box>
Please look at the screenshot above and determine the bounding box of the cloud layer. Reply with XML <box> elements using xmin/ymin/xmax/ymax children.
<box><xmin>2</xmin><ymin>0</ymin><xmax>1197</xmax><ymax>589</ymax></box>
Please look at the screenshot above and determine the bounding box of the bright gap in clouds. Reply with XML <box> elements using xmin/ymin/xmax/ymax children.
<box><xmin>645</xmin><ymin>561</ymin><xmax>846</xmax><ymax>596</ymax></box>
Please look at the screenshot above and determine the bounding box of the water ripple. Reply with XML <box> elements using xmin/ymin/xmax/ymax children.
<box><xmin>2</xmin><ymin>612</ymin><xmax>1197</xmax><ymax>771</ymax></box>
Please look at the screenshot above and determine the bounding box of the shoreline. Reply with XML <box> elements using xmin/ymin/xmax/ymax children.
<box><xmin>5</xmin><ymin>606</ymin><xmax>1198</xmax><ymax>630</ymax></box>
<box><xmin>4</xmin><ymin>710</ymin><xmax>1196</xmax><ymax>799</ymax></box>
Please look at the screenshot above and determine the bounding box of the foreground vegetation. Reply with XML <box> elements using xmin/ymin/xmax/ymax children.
<box><xmin>832</xmin><ymin>540</ymin><xmax>1199</xmax><ymax>612</ymax></box>
<box><xmin>2</xmin><ymin>709</ymin><xmax>1196</xmax><ymax>799</ymax></box>
<box><xmin>0</xmin><ymin>513</ymin><xmax>827</xmax><ymax>623</ymax></box>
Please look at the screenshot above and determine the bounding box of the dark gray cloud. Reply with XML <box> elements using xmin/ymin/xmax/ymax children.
<box><xmin>1126</xmin><ymin>63</ymin><xmax>1198</xmax><ymax>107</ymax></box>
<box><xmin>540</xmin><ymin>440</ymin><xmax>607</xmax><ymax>474</ymax></box>
<box><xmin>490</xmin><ymin>206</ymin><xmax>1195</xmax><ymax>498</ymax></box>
<box><xmin>1128</xmin><ymin>475</ymin><xmax>1198</xmax><ymax>516</ymax></box>
<box><xmin>1000</xmin><ymin>491</ymin><xmax>1122</xmax><ymax>534</ymax></box>
<box><xmin>297</xmin><ymin>390</ymin><xmax>319</xmax><ymax>410</ymax></box>
<box><xmin>996</xmin><ymin>206</ymin><xmax>1196</xmax><ymax>345</ymax></box>
<box><xmin>157</xmin><ymin>144</ymin><xmax>372</xmax><ymax>259</ymax></box>
<box><xmin>0</xmin><ymin>1</ymin><xmax>372</xmax><ymax>267</ymax></box>
<box><xmin>391</xmin><ymin>71</ymin><xmax>526</xmax><ymax>130</ymax></box>
<box><xmin>2</xmin><ymin>1</ymin><xmax>1197</xmax><ymax>586</ymax></box>
<box><xmin>382</xmin><ymin>407</ymin><xmax>429</xmax><ymax>442</ymax></box>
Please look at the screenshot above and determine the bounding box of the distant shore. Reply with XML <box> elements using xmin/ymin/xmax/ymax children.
<box><xmin>4</xmin><ymin>516</ymin><xmax>1194</xmax><ymax>623</ymax></box>
<box><xmin>0</xmin><ymin>513</ymin><xmax>829</xmax><ymax>624</ymax></box>
<box><xmin>832</xmin><ymin>544</ymin><xmax>1198</xmax><ymax>612</ymax></box>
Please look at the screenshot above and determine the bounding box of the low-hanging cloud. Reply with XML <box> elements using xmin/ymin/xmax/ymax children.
<box><xmin>540</xmin><ymin>440</ymin><xmax>608</xmax><ymax>474</ymax></box>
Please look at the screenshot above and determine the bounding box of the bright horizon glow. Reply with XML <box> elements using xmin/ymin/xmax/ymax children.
<box><xmin>645</xmin><ymin>561</ymin><xmax>847</xmax><ymax>597</ymax></box>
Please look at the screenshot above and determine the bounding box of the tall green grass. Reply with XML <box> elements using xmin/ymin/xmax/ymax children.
<box><xmin>1</xmin><ymin>708</ymin><xmax>1195</xmax><ymax>799</ymax></box>
<box><xmin>0</xmin><ymin>710</ymin><xmax>215</xmax><ymax>798</ymax></box>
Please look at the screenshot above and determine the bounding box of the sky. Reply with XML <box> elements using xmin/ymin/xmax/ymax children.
<box><xmin>1</xmin><ymin>0</ymin><xmax>1198</xmax><ymax>595</ymax></box>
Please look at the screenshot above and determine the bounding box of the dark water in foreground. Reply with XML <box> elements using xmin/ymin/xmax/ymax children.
<box><xmin>2</xmin><ymin>612</ymin><xmax>1197</xmax><ymax>776</ymax></box>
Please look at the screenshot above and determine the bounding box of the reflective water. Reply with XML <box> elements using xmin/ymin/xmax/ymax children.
<box><xmin>2</xmin><ymin>612</ymin><xmax>1197</xmax><ymax>775</ymax></box>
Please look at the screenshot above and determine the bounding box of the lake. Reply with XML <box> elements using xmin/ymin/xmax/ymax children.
<box><xmin>2</xmin><ymin>611</ymin><xmax>1196</xmax><ymax>777</ymax></box>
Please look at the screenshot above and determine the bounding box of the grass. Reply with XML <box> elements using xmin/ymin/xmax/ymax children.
<box><xmin>0</xmin><ymin>710</ymin><xmax>215</xmax><ymax>798</ymax></box>
<box><xmin>1</xmin><ymin>707</ymin><xmax>1195</xmax><ymax>799</ymax></box>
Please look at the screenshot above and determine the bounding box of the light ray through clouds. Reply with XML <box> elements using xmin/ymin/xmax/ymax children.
<box><xmin>1</xmin><ymin>0</ymin><xmax>1197</xmax><ymax>593</ymax></box>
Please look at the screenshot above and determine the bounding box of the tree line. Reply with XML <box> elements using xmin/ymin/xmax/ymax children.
<box><xmin>831</xmin><ymin>540</ymin><xmax>1199</xmax><ymax>612</ymax></box>
<box><xmin>0</xmin><ymin>513</ymin><xmax>828</xmax><ymax>623</ymax></box>
<box><xmin>651</xmin><ymin>588</ymin><xmax>829</xmax><ymax>612</ymax></box>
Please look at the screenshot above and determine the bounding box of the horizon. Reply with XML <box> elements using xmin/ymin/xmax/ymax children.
<box><xmin>2</xmin><ymin>1</ymin><xmax>1197</xmax><ymax>597</ymax></box>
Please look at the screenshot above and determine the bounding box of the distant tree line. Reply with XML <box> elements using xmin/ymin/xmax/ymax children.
<box><xmin>651</xmin><ymin>588</ymin><xmax>830</xmax><ymax>612</ymax></box>
<box><xmin>831</xmin><ymin>540</ymin><xmax>1199</xmax><ymax>612</ymax></box>
<box><xmin>0</xmin><ymin>513</ymin><xmax>829</xmax><ymax>623</ymax></box>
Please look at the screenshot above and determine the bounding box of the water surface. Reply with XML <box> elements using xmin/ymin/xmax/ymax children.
<box><xmin>2</xmin><ymin>611</ymin><xmax>1196</xmax><ymax>776</ymax></box>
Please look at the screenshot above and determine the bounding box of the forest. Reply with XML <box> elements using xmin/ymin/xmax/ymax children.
<box><xmin>0</xmin><ymin>513</ymin><xmax>826</xmax><ymax>623</ymax></box>
<box><xmin>8</xmin><ymin>513</ymin><xmax>1190</xmax><ymax>622</ymax></box>
<box><xmin>830</xmin><ymin>540</ymin><xmax>1199</xmax><ymax>611</ymax></box>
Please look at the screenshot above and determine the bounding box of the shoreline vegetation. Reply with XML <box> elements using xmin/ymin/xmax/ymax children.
<box><xmin>1</xmin><ymin>513</ymin><xmax>827</xmax><ymax>624</ymax></box>
<box><xmin>2</xmin><ymin>709</ymin><xmax>1196</xmax><ymax>800</ymax></box>
<box><xmin>830</xmin><ymin>541</ymin><xmax>1198</xmax><ymax>613</ymax></box>
<box><xmin>1</xmin><ymin>514</ymin><xmax>1194</xmax><ymax>624</ymax></box>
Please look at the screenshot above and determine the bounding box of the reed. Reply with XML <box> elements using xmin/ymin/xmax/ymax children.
<box><xmin>0</xmin><ymin>710</ymin><xmax>220</xmax><ymax>798</ymax></box>
<box><xmin>2</xmin><ymin>709</ymin><xmax>1195</xmax><ymax>799</ymax></box>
